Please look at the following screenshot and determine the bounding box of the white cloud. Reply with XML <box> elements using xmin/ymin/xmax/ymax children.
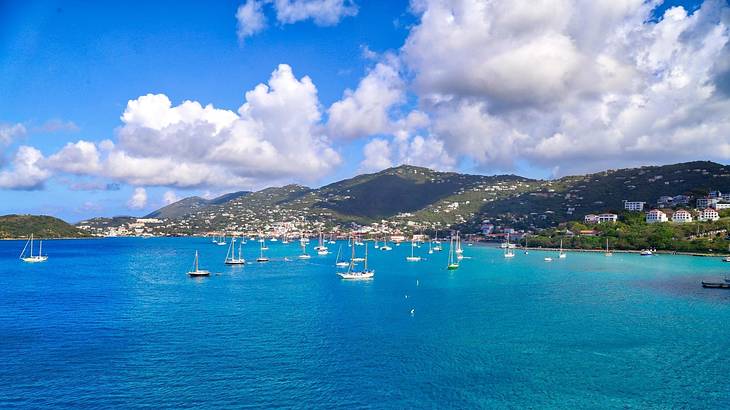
<box><xmin>127</xmin><ymin>187</ymin><xmax>148</xmax><ymax>210</ymax></box>
<box><xmin>273</xmin><ymin>0</ymin><xmax>358</xmax><ymax>25</ymax></box>
<box><xmin>328</xmin><ymin>60</ymin><xmax>405</xmax><ymax>139</ymax></box>
<box><xmin>394</xmin><ymin>0</ymin><xmax>730</xmax><ymax>175</ymax></box>
<box><xmin>236</xmin><ymin>0</ymin><xmax>268</xmax><ymax>41</ymax></box>
<box><xmin>359</xmin><ymin>138</ymin><xmax>393</xmax><ymax>172</ymax></box>
<box><xmin>0</xmin><ymin>123</ymin><xmax>26</xmax><ymax>145</ymax></box>
<box><xmin>163</xmin><ymin>190</ymin><xmax>180</xmax><ymax>205</ymax></box>
<box><xmin>0</xmin><ymin>146</ymin><xmax>50</xmax><ymax>190</ymax></box>
<box><xmin>45</xmin><ymin>140</ymin><xmax>101</xmax><ymax>175</ymax></box>
<box><xmin>41</xmin><ymin>64</ymin><xmax>340</xmax><ymax>189</ymax></box>
<box><xmin>236</xmin><ymin>0</ymin><xmax>357</xmax><ymax>41</ymax></box>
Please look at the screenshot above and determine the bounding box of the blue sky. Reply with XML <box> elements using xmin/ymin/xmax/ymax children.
<box><xmin>0</xmin><ymin>0</ymin><xmax>728</xmax><ymax>221</ymax></box>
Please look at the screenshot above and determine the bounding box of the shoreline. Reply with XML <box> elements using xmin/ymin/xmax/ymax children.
<box><xmin>472</xmin><ymin>243</ymin><xmax>727</xmax><ymax>258</ymax></box>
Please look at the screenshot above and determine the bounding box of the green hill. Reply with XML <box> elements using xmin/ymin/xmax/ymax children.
<box><xmin>0</xmin><ymin>215</ymin><xmax>89</xmax><ymax>239</ymax></box>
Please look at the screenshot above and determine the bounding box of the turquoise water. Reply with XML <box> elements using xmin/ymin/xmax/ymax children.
<box><xmin>1</xmin><ymin>238</ymin><xmax>730</xmax><ymax>408</ymax></box>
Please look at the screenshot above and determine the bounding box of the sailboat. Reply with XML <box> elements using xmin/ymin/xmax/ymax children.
<box><xmin>188</xmin><ymin>251</ymin><xmax>210</xmax><ymax>277</ymax></box>
<box><xmin>406</xmin><ymin>241</ymin><xmax>422</xmax><ymax>262</ymax></box>
<box><xmin>428</xmin><ymin>240</ymin><xmax>433</xmax><ymax>254</ymax></box>
<box><xmin>298</xmin><ymin>241</ymin><xmax>311</xmax><ymax>259</ymax></box>
<box><xmin>558</xmin><ymin>239</ymin><xmax>567</xmax><ymax>259</ymax></box>
<box><xmin>337</xmin><ymin>243</ymin><xmax>374</xmax><ymax>279</ymax></box>
<box><xmin>256</xmin><ymin>239</ymin><xmax>270</xmax><ymax>262</ymax></box>
<box><xmin>604</xmin><ymin>238</ymin><xmax>613</xmax><ymax>257</ymax></box>
<box><xmin>456</xmin><ymin>232</ymin><xmax>464</xmax><ymax>260</ymax></box>
<box><xmin>380</xmin><ymin>238</ymin><xmax>392</xmax><ymax>251</ymax></box>
<box><xmin>224</xmin><ymin>237</ymin><xmax>246</xmax><ymax>265</ymax></box>
<box><xmin>432</xmin><ymin>231</ymin><xmax>442</xmax><ymax>252</ymax></box>
<box><xmin>315</xmin><ymin>231</ymin><xmax>329</xmax><ymax>254</ymax></box>
<box><xmin>504</xmin><ymin>234</ymin><xmax>515</xmax><ymax>258</ymax></box>
<box><xmin>20</xmin><ymin>234</ymin><xmax>48</xmax><ymax>263</ymax></box>
<box><xmin>260</xmin><ymin>237</ymin><xmax>269</xmax><ymax>251</ymax></box>
<box><xmin>447</xmin><ymin>236</ymin><xmax>459</xmax><ymax>270</ymax></box>
<box><xmin>216</xmin><ymin>235</ymin><xmax>227</xmax><ymax>246</ymax></box>
<box><xmin>335</xmin><ymin>245</ymin><xmax>349</xmax><ymax>267</ymax></box>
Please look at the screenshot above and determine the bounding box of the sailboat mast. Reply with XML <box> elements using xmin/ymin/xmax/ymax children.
<box><xmin>195</xmin><ymin>251</ymin><xmax>199</xmax><ymax>271</ymax></box>
<box><xmin>364</xmin><ymin>244</ymin><xmax>368</xmax><ymax>271</ymax></box>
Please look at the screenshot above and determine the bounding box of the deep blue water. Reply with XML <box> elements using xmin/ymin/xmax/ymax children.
<box><xmin>1</xmin><ymin>237</ymin><xmax>730</xmax><ymax>408</ymax></box>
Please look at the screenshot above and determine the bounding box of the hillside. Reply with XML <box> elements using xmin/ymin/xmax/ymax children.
<box><xmin>95</xmin><ymin>161</ymin><xmax>730</xmax><ymax>235</ymax></box>
<box><xmin>145</xmin><ymin>191</ymin><xmax>251</xmax><ymax>219</ymax></box>
<box><xmin>0</xmin><ymin>215</ymin><xmax>89</xmax><ymax>239</ymax></box>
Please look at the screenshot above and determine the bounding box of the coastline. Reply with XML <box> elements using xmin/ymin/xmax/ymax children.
<box><xmin>472</xmin><ymin>242</ymin><xmax>727</xmax><ymax>258</ymax></box>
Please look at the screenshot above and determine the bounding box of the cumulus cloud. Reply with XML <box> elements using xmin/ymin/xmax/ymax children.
<box><xmin>163</xmin><ymin>190</ymin><xmax>179</xmax><ymax>205</ymax></box>
<box><xmin>0</xmin><ymin>146</ymin><xmax>50</xmax><ymax>190</ymax></box>
<box><xmin>236</xmin><ymin>0</ymin><xmax>268</xmax><ymax>41</ymax></box>
<box><xmin>236</xmin><ymin>0</ymin><xmax>357</xmax><ymax>41</ymax></box>
<box><xmin>0</xmin><ymin>123</ymin><xmax>26</xmax><ymax>145</ymax></box>
<box><xmin>273</xmin><ymin>0</ymin><xmax>358</xmax><ymax>25</ymax></box>
<box><xmin>127</xmin><ymin>187</ymin><xmax>148</xmax><ymax>209</ymax></box>
<box><xmin>36</xmin><ymin>64</ymin><xmax>340</xmax><ymax>189</ymax></box>
<box><xmin>391</xmin><ymin>0</ymin><xmax>730</xmax><ymax>175</ymax></box>
<box><xmin>328</xmin><ymin>59</ymin><xmax>405</xmax><ymax>139</ymax></box>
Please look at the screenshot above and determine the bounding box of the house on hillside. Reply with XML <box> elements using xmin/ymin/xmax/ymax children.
<box><xmin>697</xmin><ymin>197</ymin><xmax>719</xmax><ymax>209</ymax></box>
<box><xmin>597</xmin><ymin>213</ymin><xmax>618</xmax><ymax>223</ymax></box>
<box><xmin>584</xmin><ymin>214</ymin><xmax>599</xmax><ymax>224</ymax></box>
<box><xmin>646</xmin><ymin>209</ymin><xmax>668</xmax><ymax>223</ymax></box>
<box><xmin>672</xmin><ymin>209</ymin><xmax>693</xmax><ymax>223</ymax></box>
<box><xmin>623</xmin><ymin>200</ymin><xmax>646</xmax><ymax>211</ymax></box>
<box><xmin>698</xmin><ymin>208</ymin><xmax>720</xmax><ymax>222</ymax></box>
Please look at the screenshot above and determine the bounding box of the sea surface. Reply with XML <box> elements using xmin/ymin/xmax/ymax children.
<box><xmin>1</xmin><ymin>237</ymin><xmax>730</xmax><ymax>409</ymax></box>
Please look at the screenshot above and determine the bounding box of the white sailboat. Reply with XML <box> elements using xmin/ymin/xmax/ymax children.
<box><xmin>298</xmin><ymin>241</ymin><xmax>311</xmax><ymax>259</ymax></box>
<box><xmin>428</xmin><ymin>240</ymin><xmax>433</xmax><ymax>254</ymax></box>
<box><xmin>456</xmin><ymin>232</ymin><xmax>464</xmax><ymax>260</ymax></box>
<box><xmin>504</xmin><ymin>234</ymin><xmax>515</xmax><ymax>258</ymax></box>
<box><xmin>335</xmin><ymin>245</ymin><xmax>349</xmax><ymax>267</ymax></box>
<box><xmin>605</xmin><ymin>238</ymin><xmax>613</xmax><ymax>257</ymax></box>
<box><xmin>558</xmin><ymin>239</ymin><xmax>567</xmax><ymax>259</ymax></box>
<box><xmin>380</xmin><ymin>238</ymin><xmax>392</xmax><ymax>251</ymax></box>
<box><xmin>188</xmin><ymin>251</ymin><xmax>210</xmax><ymax>277</ymax></box>
<box><xmin>224</xmin><ymin>237</ymin><xmax>246</xmax><ymax>265</ymax></box>
<box><xmin>257</xmin><ymin>239</ymin><xmax>270</xmax><ymax>262</ymax></box>
<box><xmin>315</xmin><ymin>231</ymin><xmax>329</xmax><ymax>254</ymax></box>
<box><xmin>447</xmin><ymin>236</ymin><xmax>459</xmax><ymax>270</ymax></box>
<box><xmin>406</xmin><ymin>241</ymin><xmax>422</xmax><ymax>262</ymax></box>
<box><xmin>20</xmin><ymin>234</ymin><xmax>48</xmax><ymax>263</ymax></box>
<box><xmin>432</xmin><ymin>230</ymin><xmax>442</xmax><ymax>252</ymax></box>
<box><xmin>216</xmin><ymin>235</ymin><xmax>227</xmax><ymax>246</ymax></box>
<box><xmin>337</xmin><ymin>243</ymin><xmax>374</xmax><ymax>280</ymax></box>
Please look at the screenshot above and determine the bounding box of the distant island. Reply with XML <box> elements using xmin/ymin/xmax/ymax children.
<box><xmin>0</xmin><ymin>215</ymin><xmax>89</xmax><ymax>239</ymax></box>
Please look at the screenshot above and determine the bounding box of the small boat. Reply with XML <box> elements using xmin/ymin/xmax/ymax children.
<box><xmin>224</xmin><ymin>237</ymin><xmax>246</xmax><ymax>265</ymax></box>
<box><xmin>256</xmin><ymin>240</ymin><xmax>270</xmax><ymax>262</ymax></box>
<box><xmin>188</xmin><ymin>251</ymin><xmax>210</xmax><ymax>277</ymax></box>
<box><xmin>20</xmin><ymin>234</ymin><xmax>48</xmax><ymax>263</ymax></box>
<box><xmin>380</xmin><ymin>238</ymin><xmax>392</xmax><ymax>251</ymax></box>
<box><xmin>640</xmin><ymin>249</ymin><xmax>653</xmax><ymax>256</ymax></box>
<box><xmin>337</xmin><ymin>244</ymin><xmax>374</xmax><ymax>280</ymax></box>
<box><xmin>447</xmin><ymin>236</ymin><xmax>459</xmax><ymax>270</ymax></box>
<box><xmin>432</xmin><ymin>231</ymin><xmax>442</xmax><ymax>252</ymax></box>
<box><xmin>270</xmin><ymin>237</ymin><xmax>278</xmax><ymax>242</ymax></box>
<box><xmin>722</xmin><ymin>257</ymin><xmax>730</xmax><ymax>262</ymax></box>
<box><xmin>504</xmin><ymin>234</ymin><xmax>515</xmax><ymax>258</ymax></box>
<box><xmin>406</xmin><ymin>241</ymin><xmax>421</xmax><ymax>262</ymax></box>
<box><xmin>298</xmin><ymin>241</ymin><xmax>311</xmax><ymax>259</ymax></box>
<box><xmin>544</xmin><ymin>257</ymin><xmax>553</xmax><ymax>262</ymax></box>
<box><xmin>701</xmin><ymin>281</ymin><xmax>730</xmax><ymax>289</ymax></box>
<box><xmin>335</xmin><ymin>245</ymin><xmax>349</xmax><ymax>267</ymax></box>
<box><xmin>216</xmin><ymin>235</ymin><xmax>227</xmax><ymax>246</ymax></box>
<box><xmin>314</xmin><ymin>231</ymin><xmax>328</xmax><ymax>252</ymax></box>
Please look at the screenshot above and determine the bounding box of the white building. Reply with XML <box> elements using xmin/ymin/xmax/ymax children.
<box><xmin>646</xmin><ymin>209</ymin><xmax>668</xmax><ymax>223</ymax></box>
<box><xmin>623</xmin><ymin>200</ymin><xmax>646</xmax><ymax>211</ymax></box>
<box><xmin>714</xmin><ymin>202</ymin><xmax>730</xmax><ymax>210</ymax></box>
<box><xmin>671</xmin><ymin>209</ymin><xmax>693</xmax><ymax>223</ymax></box>
<box><xmin>597</xmin><ymin>213</ymin><xmax>618</xmax><ymax>223</ymax></box>
<box><xmin>697</xmin><ymin>197</ymin><xmax>719</xmax><ymax>209</ymax></box>
<box><xmin>584</xmin><ymin>214</ymin><xmax>599</xmax><ymax>224</ymax></box>
<box><xmin>698</xmin><ymin>208</ymin><xmax>720</xmax><ymax>222</ymax></box>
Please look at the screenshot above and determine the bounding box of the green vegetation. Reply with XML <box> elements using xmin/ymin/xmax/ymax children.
<box><xmin>0</xmin><ymin>215</ymin><xmax>89</xmax><ymax>239</ymax></box>
<box><xmin>529</xmin><ymin>211</ymin><xmax>730</xmax><ymax>254</ymax></box>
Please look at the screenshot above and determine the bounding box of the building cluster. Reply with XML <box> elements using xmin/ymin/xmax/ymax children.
<box><xmin>619</xmin><ymin>191</ymin><xmax>725</xmax><ymax>224</ymax></box>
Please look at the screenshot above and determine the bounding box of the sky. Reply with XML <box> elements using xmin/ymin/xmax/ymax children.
<box><xmin>0</xmin><ymin>0</ymin><xmax>728</xmax><ymax>221</ymax></box>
